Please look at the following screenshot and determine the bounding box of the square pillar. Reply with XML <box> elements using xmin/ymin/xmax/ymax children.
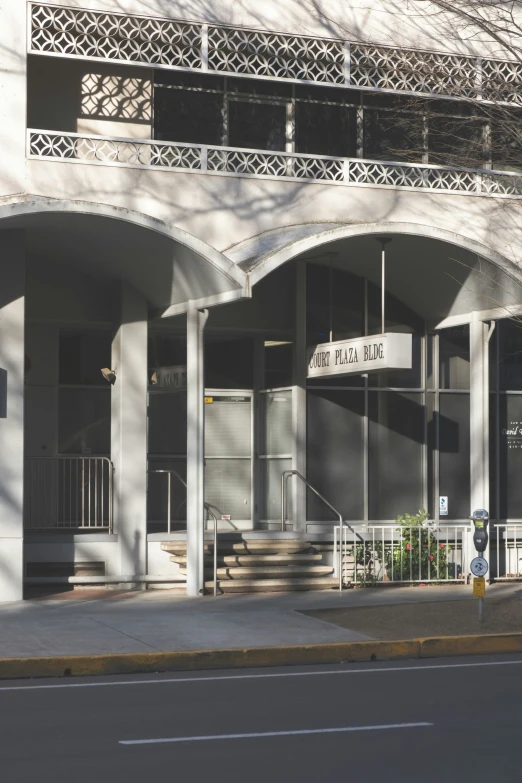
<box><xmin>111</xmin><ymin>284</ymin><xmax>148</xmax><ymax>580</ymax></box>
<box><xmin>470</xmin><ymin>316</ymin><xmax>490</xmax><ymax>568</ymax></box>
<box><xmin>0</xmin><ymin>231</ymin><xmax>25</xmax><ymax>601</ymax></box>
<box><xmin>186</xmin><ymin>307</ymin><xmax>208</xmax><ymax>596</ymax></box>
<box><xmin>292</xmin><ymin>262</ymin><xmax>307</xmax><ymax>532</ymax></box>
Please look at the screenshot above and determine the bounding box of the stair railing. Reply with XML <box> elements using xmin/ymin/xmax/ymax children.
<box><xmin>280</xmin><ymin>470</ymin><xmax>363</xmax><ymax>590</ymax></box>
<box><xmin>149</xmin><ymin>468</ymin><xmax>218</xmax><ymax>597</ymax></box>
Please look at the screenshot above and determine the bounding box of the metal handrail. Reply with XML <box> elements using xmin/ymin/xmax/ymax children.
<box><xmin>149</xmin><ymin>468</ymin><xmax>218</xmax><ymax>597</ymax></box>
<box><xmin>280</xmin><ymin>470</ymin><xmax>361</xmax><ymax>590</ymax></box>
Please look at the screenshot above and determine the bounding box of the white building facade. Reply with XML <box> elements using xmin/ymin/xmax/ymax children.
<box><xmin>2</xmin><ymin>0</ymin><xmax>522</xmax><ymax>599</ymax></box>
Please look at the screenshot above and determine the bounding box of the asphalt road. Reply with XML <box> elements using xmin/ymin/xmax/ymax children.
<box><xmin>2</xmin><ymin>655</ymin><xmax>522</xmax><ymax>783</ymax></box>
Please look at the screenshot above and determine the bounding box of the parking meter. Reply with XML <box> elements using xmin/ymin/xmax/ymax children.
<box><xmin>470</xmin><ymin>509</ymin><xmax>489</xmax><ymax>553</ymax></box>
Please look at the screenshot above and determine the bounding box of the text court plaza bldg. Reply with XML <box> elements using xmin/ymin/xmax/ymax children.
<box><xmin>3</xmin><ymin>0</ymin><xmax>522</xmax><ymax>598</ymax></box>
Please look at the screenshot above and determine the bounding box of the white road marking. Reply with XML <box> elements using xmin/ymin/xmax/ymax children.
<box><xmin>0</xmin><ymin>658</ymin><xmax>521</xmax><ymax>692</ymax></box>
<box><xmin>119</xmin><ymin>722</ymin><xmax>433</xmax><ymax>745</ymax></box>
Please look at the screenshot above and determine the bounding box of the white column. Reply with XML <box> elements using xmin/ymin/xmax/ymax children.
<box><xmin>292</xmin><ymin>263</ymin><xmax>307</xmax><ymax>533</ymax></box>
<box><xmin>469</xmin><ymin>316</ymin><xmax>490</xmax><ymax>569</ymax></box>
<box><xmin>0</xmin><ymin>231</ymin><xmax>25</xmax><ymax>601</ymax></box>
<box><xmin>186</xmin><ymin>307</ymin><xmax>208</xmax><ymax>596</ymax></box>
<box><xmin>111</xmin><ymin>284</ymin><xmax>148</xmax><ymax>581</ymax></box>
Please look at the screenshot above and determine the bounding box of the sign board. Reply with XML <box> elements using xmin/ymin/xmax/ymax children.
<box><xmin>307</xmin><ymin>333</ymin><xmax>412</xmax><ymax>379</ymax></box>
<box><xmin>470</xmin><ymin>557</ymin><xmax>489</xmax><ymax>577</ymax></box>
<box><xmin>473</xmin><ymin>577</ymin><xmax>486</xmax><ymax>598</ymax></box>
<box><xmin>439</xmin><ymin>496</ymin><xmax>448</xmax><ymax>516</ymax></box>
<box><xmin>151</xmin><ymin>365</ymin><xmax>187</xmax><ymax>389</ymax></box>
<box><xmin>204</xmin><ymin>397</ymin><xmax>214</xmax><ymax>404</ymax></box>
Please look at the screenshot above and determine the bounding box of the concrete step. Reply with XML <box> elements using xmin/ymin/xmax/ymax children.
<box><xmin>180</xmin><ymin>565</ymin><xmax>333</xmax><ymax>579</ymax></box>
<box><xmin>205</xmin><ymin>577</ymin><xmax>339</xmax><ymax>593</ymax></box>
<box><xmin>162</xmin><ymin>541</ymin><xmax>313</xmax><ymax>555</ymax></box>
<box><xmin>170</xmin><ymin>553</ymin><xmax>323</xmax><ymax>567</ymax></box>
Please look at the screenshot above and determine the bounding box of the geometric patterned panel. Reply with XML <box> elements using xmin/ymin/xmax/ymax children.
<box><xmin>29</xmin><ymin>4</ymin><xmax>522</xmax><ymax>106</ymax></box>
<box><xmin>30</xmin><ymin>4</ymin><xmax>201</xmax><ymax>68</ymax></box>
<box><xmin>207</xmin><ymin>26</ymin><xmax>345</xmax><ymax>83</ymax></box>
<box><xmin>350</xmin><ymin>43</ymin><xmax>478</xmax><ymax>98</ymax></box>
<box><xmin>28</xmin><ymin>130</ymin><xmax>522</xmax><ymax>199</ymax></box>
<box><xmin>81</xmin><ymin>74</ymin><xmax>152</xmax><ymax>120</ymax></box>
<box><xmin>482</xmin><ymin>58</ymin><xmax>522</xmax><ymax>104</ymax></box>
<box><xmin>28</xmin><ymin>132</ymin><xmax>202</xmax><ymax>170</ymax></box>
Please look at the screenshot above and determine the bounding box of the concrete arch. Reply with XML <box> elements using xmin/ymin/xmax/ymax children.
<box><xmin>241</xmin><ymin>221</ymin><xmax>522</xmax><ymax>288</ymax></box>
<box><xmin>0</xmin><ymin>194</ymin><xmax>247</xmax><ymax>294</ymax></box>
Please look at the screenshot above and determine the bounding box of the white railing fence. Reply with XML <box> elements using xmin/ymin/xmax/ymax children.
<box><xmin>27</xmin><ymin>129</ymin><xmax>522</xmax><ymax>200</ymax></box>
<box><xmin>29</xmin><ymin>4</ymin><xmax>522</xmax><ymax>105</ymax></box>
<box><xmin>495</xmin><ymin>524</ymin><xmax>522</xmax><ymax>580</ymax></box>
<box><xmin>334</xmin><ymin>523</ymin><xmax>470</xmax><ymax>587</ymax></box>
<box><xmin>24</xmin><ymin>457</ymin><xmax>113</xmax><ymax>531</ymax></box>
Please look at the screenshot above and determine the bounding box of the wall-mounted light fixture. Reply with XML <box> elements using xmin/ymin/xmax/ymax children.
<box><xmin>100</xmin><ymin>368</ymin><xmax>117</xmax><ymax>385</ymax></box>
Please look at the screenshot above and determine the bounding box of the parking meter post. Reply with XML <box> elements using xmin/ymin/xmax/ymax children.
<box><xmin>470</xmin><ymin>509</ymin><xmax>489</xmax><ymax>624</ymax></box>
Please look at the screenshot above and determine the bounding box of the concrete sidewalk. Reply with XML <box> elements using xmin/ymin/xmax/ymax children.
<box><xmin>1</xmin><ymin>582</ymin><xmax>520</xmax><ymax>659</ymax></box>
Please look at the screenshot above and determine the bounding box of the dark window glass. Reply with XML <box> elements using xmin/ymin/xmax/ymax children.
<box><xmin>491</xmin><ymin>119</ymin><xmax>522</xmax><ymax>173</ymax></box>
<box><xmin>205</xmin><ymin>338</ymin><xmax>253</xmax><ymax>389</ymax></box>
<box><xmin>295</xmin><ymin>85</ymin><xmax>360</xmax><ymax>104</ymax></box>
<box><xmin>264</xmin><ymin>343</ymin><xmax>293</xmax><ymax>388</ymax></box>
<box><xmin>332</xmin><ymin>269</ymin><xmax>364</xmax><ymax>341</ymax></box>
<box><xmin>154</xmin><ymin>87</ymin><xmax>223</xmax><ymax>145</ymax></box>
<box><xmin>368</xmin><ymin>392</ymin><xmax>424</xmax><ymax>519</ymax></box>
<box><xmin>429</xmin><ymin>115</ymin><xmax>485</xmax><ymax>168</ymax></box>
<box><xmin>296</xmin><ymin>103</ymin><xmax>356</xmax><ymax>157</ymax></box>
<box><xmin>364</xmin><ymin>110</ymin><xmax>424</xmax><ymax>163</ymax></box>
<box><xmin>439</xmin><ymin>326</ymin><xmax>470</xmax><ymax>390</ymax></box>
<box><xmin>59</xmin><ymin>331</ymin><xmax>111</xmax><ymax>386</ymax></box>
<box><xmin>228</xmin><ymin>78</ymin><xmax>292</xmax><ymax>98</ymax></box>
<box><xmin>149</xmin><ymin>334</ymin><xmax>186</xmax><ymax>372</ymax></box>
<box><xmin>155</xmin><ymin>71</ymin><xmax>224</xmax><ymax>91</ymax></box>
<box><xmin>148</xmin><ymin>391</ymin><xmax>187</xmax><ymax>455</ymax></box>
<box><xmin>229</xmin><ymin>100</ymin><xmax>286</xmax><ymax>151</ymax></box>
<box><xmin>498</xmin><ymin>320</ymin><xmax>522</xmax><ymax>391</ymax></box>
<box><xmin>439</xmin><ymin>393</ymin><xmax>470</xmax><ymax>519</ymax></box>
<box><xmin>58</xmin><ymin>388</ymin><xmax>110</xmax><ymax>454</ymax></box>
<box><xmin>307</xmin><ymin>390</ymin><xmax>364</xmax><ymax>520</ymax></box>
<box><xmin>498</xmin><ymin>394</ymin><xmax>522</xmax><ymax>518</ymax></box>
<box><xmin>306</xmin><ymin>264</ymin><xmax>330</xmax><ymax>345</ymax></box>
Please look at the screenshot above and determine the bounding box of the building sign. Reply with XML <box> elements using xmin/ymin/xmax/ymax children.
<box><xmin>306</xmin><ymin>333</ymin><xmax>412</xmax><ymax>379</ymax></box>
<box><xmin>439</xmin><ymin>496</ymin><xmax>448</xmax><ymax>516</ymax></box>
<box><xmin>151</xmin><ymin>365</ymin><xmax>187</xmax><ymax>389</ymax></box>
<box><xmin>501</xmin><ymin>421</ymin><xmax>522</xmax><ymax>450</ymax></box>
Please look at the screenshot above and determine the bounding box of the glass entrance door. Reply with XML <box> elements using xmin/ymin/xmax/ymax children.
<box><xmin>204</xmin><ymin>391</ymin><xmax>253</xmax><ymax>529</ymax></box>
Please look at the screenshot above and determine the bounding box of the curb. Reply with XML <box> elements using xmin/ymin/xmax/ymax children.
<box><xmin>2</xmin><ymin>632</ymin><xmax>522</xmax><ymax>680</ymax></box>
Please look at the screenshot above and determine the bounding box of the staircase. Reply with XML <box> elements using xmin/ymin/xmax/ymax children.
<box><xmin>161</xmin><ymin>537</ymin><xmax>338</xmax><ymax>594</ymax></box>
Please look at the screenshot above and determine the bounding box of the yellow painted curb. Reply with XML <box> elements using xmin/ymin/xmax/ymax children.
<box><xmin>1</xmin><ymin>632</ymin><xmax>522</xmax><ymax>680</ymax></box>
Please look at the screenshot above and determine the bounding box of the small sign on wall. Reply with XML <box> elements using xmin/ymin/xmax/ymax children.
<box><xmin>439</xmin><ymin>496</ymin><xmax>448</xmax><ymax>516</ymax></box>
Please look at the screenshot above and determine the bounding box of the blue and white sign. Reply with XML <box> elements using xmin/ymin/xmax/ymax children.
<box><xmin>439</xmin><ymin>496</ymin><xmax>448</xmax><ymax>516</ymax></box>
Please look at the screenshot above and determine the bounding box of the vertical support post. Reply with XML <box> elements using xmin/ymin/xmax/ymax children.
<box><xmin>111</xmin><ymin>283</ymin><xmax>148</xmax><ymax>583</ymax></box>
<box><xmin>0</xmin><ymin>231</ymin><xmax>25</xmax><ymax>602</ymax></box>
<box><xmin>292</xmin><ymin>263</ymin><xmax>307</xmax><ymax>533</ymax></box>
<box><xmin>186</xmin><ymin>307</ymin><xmax>208</xmax><ymax>596</ymax></box>
<box><xmin>470</xmin><ymin>316</ymin><xmax>490</xmax><ymax>569</ymax></box>
<box><xmin>253</xmin><ymin>337</ymin><xmax>265</xmax><ymax>529</ymax></box>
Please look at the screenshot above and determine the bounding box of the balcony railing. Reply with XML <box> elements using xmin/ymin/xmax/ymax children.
<box><xmin>28</xmin><ymin>129</ymin><xmax>522</xmax><ymax>199</ymax></box>
<box><xmin>24</xmin><ymin>456</ymin><xmax>114</xmax><ymax>532</ymax></box>
<box><xmin>29</xmin><ymin>3</ymin><xmax>522</xmax><ymax>105</ymax></box>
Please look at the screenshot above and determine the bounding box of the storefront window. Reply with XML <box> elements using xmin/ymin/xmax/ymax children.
<box><xmin>307</xmin><ymin>390</ymin><xmax>364</xmax><ymax>520</ymax></box>
<box><xmin>368</xmin><ymin>392</ymin><xmax>424</xmax><ymax>520</ymax></box>
<box><xmin>438</xmin><ymin>393</ymin><xmax>470</xmax><ymax>519</ymax></box>
<box><xmin>439</xmin><ymin>325</ymin><xmax>470</xmax><ymax>389</ymax></box>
